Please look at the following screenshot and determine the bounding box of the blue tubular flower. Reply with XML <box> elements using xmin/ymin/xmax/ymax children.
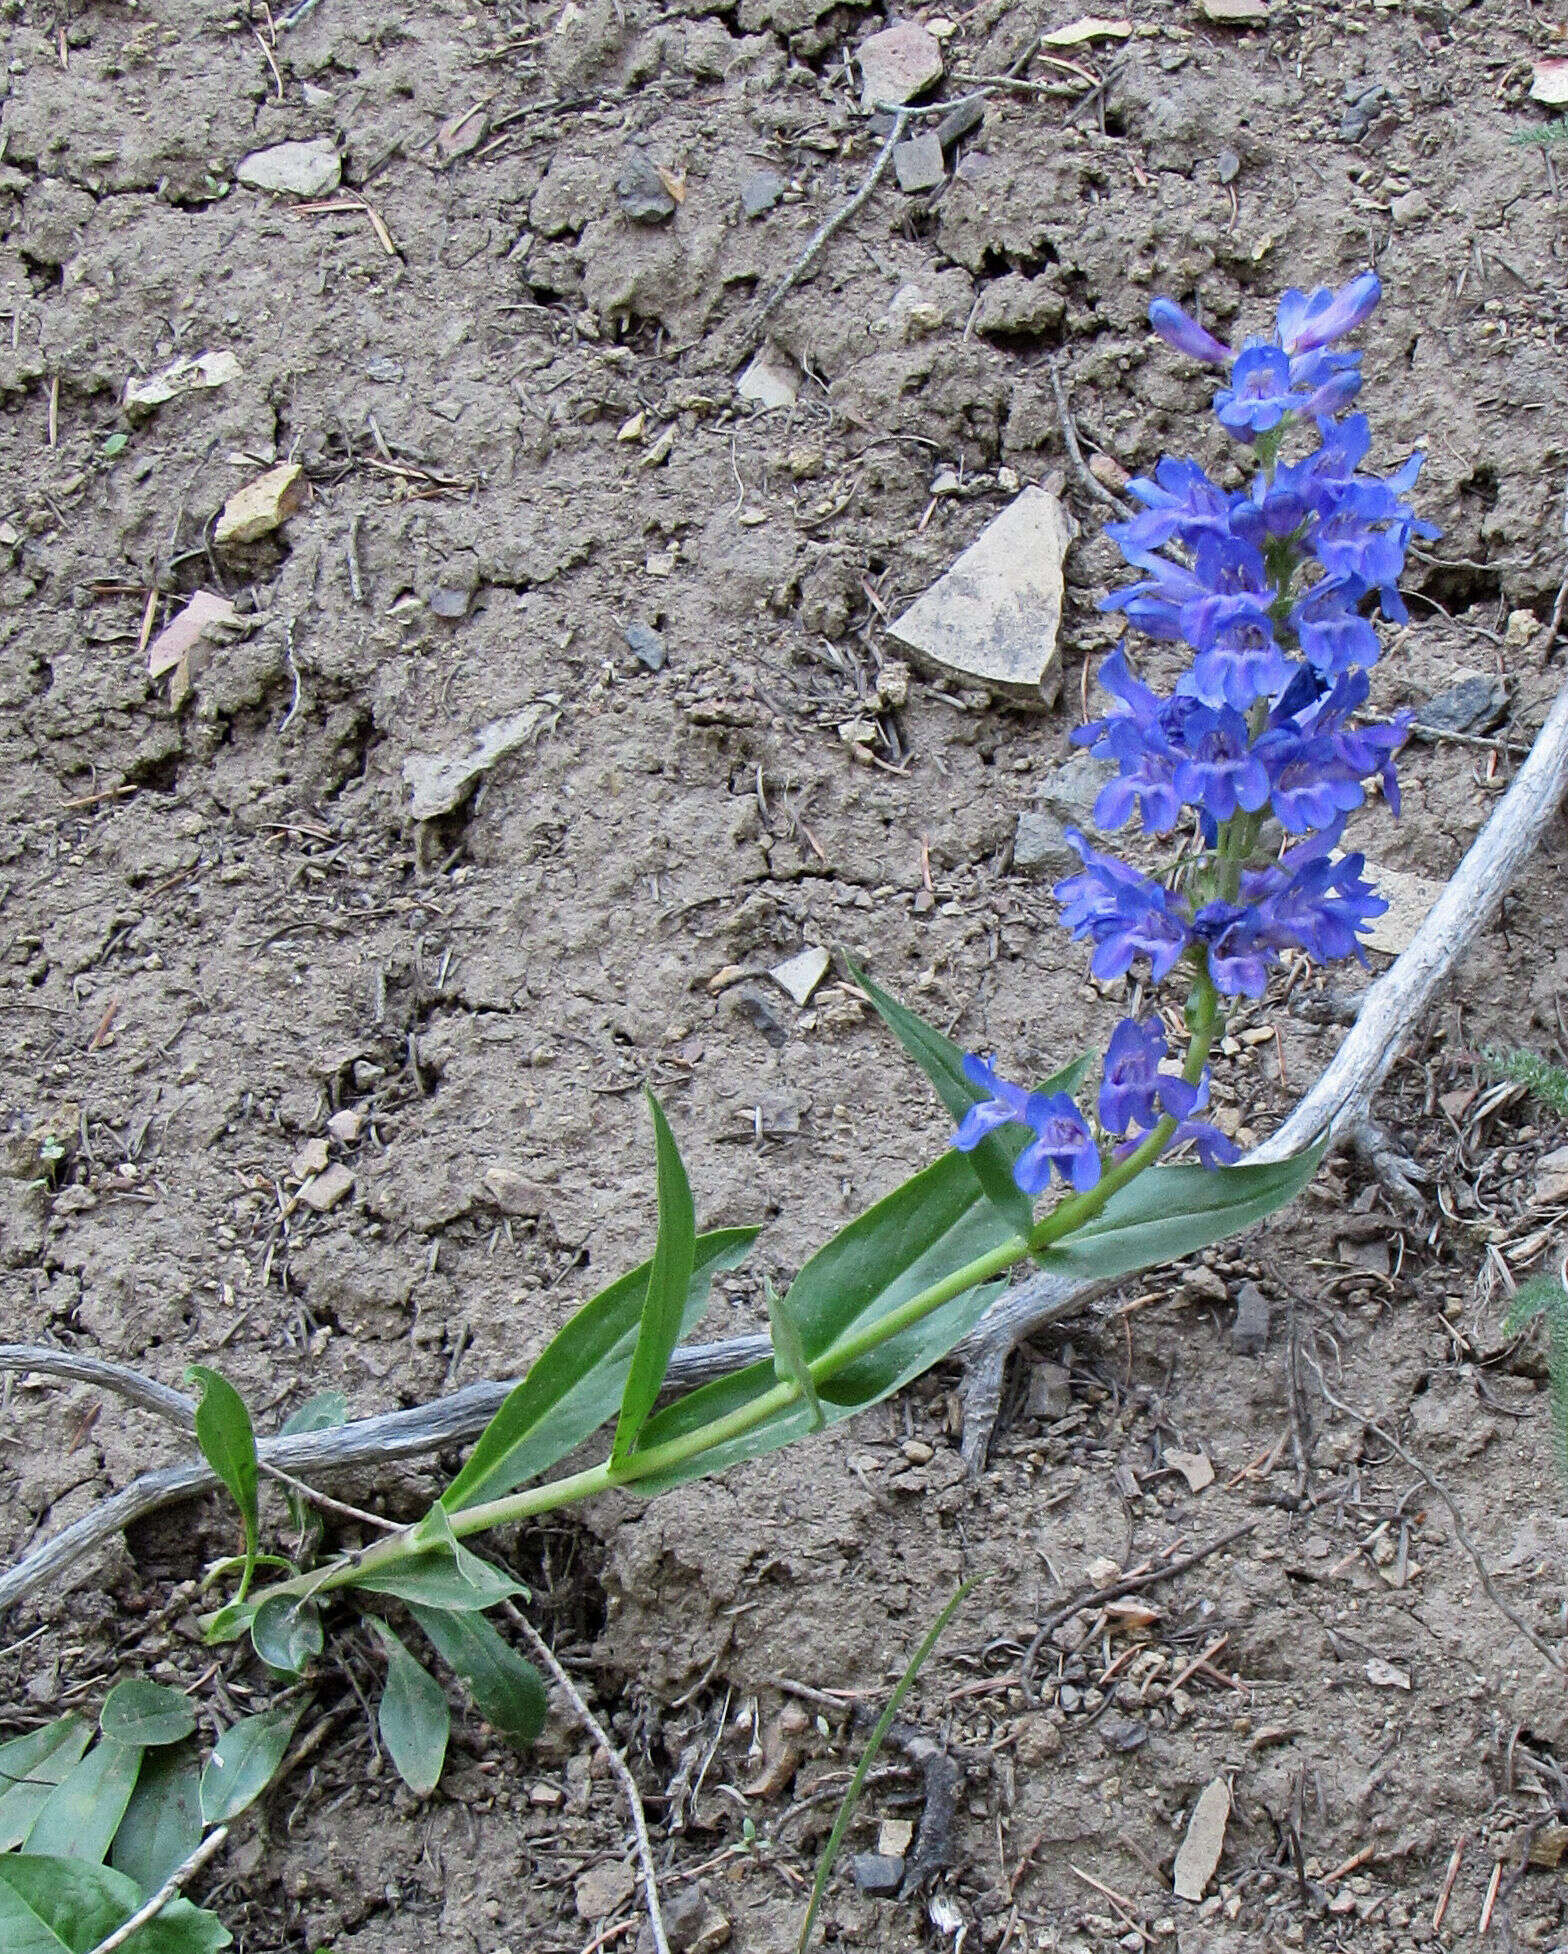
<box><xmin>1185</xmin><ymin>617</ymin><xmax>1297</xmax><ymax>711</ymax></box>
<box><xmin>1172</xmin><ymin>708</ymin><xmax>1271</xmax><ymax>822</ymax></box>
<box><xmin>1098</xmin><ymin>1017</ymin><xmax>1201</xmax><ymax>1137</ymax></box>
<box><xmin>952</xmin><ymin>1059</ymin><xmax>1101</xmax><ymax>1199</ymax></box>
<box><xmin>1172</xmin><ymin>1117</ymin><xmax>1241</xmax><ymax>1168</ymax></box>
<box><xmin>1250</xmin><ymin>845</ymin><xmax>1388</xmax><ymax>964</ymax></box>
<box><xmin>1148</xmin><ymin>297</ymin><xmax>1233</xmax><ymax>365</ymax></box>
<box><xmin>1178</xmin><ymin>535</ymin><xmax>1276</xmax><ymax>648</ymax></box>
<box><xmin>1276</xmin><ymin>271</ymin><xmax>1381</xmax><ymax>355</ymax></box>
<box><xmin>1257</xmin><ymin>732</ymin><xmax>1367</xmax><ymax>832</ymax></box>
<box><xmin>954</xmin><ymin>1055</ymin><xmax>1039</xmax><ymax>1152</ymax></box>
<box><xmin>1015</xmin><ymin>1094</ymin><xmax>1102</xmax><ymax>1196</ymax></box>
<box><xmin>1054</xmin><ymin>833</ymin><xmax>1192</xmax><ymax>982</ymax></box>
<box><xmin>1102</xmin><ymin>549</ymin><xmax>1209</xmax><ymax>640</ymax></box>
<box><xmin>1213</xmin><ymin>344</ymin><xmax>1309</xmax><ymax>438</ymax></box>
<box><xmin>1192</xmin><ymin>903</ymin><xmax>1272</xmax><ymax>997</ymax></box>
<box><xmin>1297</xmin><ymin>612</ymin><xmax>1381</xmax><ymax>680</ymax></box>
<box><xmin>1107</xmin><ymin>459</ymin><xmax>1235</xmax><ymax>554</ymax></box>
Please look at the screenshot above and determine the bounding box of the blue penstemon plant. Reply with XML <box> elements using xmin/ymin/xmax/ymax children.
<box><xmin>188</xmin><ymin>276</ymin><xmax>1418</xmax><ymax>1804</ymax></box>
<box><xmin>955</xmin><ymin>270</ymin><xmax>1433</xmax><ymax>1203</ymax></box>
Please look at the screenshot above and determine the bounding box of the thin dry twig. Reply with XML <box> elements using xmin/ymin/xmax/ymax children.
<box><xmin>1048</xmin><ymin>355</ymin><xmax>1132</xmax><ymax>518</ymax></box>
<box><xmin>84</xmin><ymin>1825</ymin><xmax>229</xmax><ymax>1954</ymax></box>
<box><xmin>719</xmin><ymin>112</ymin><xmax>909</xmax><ymax>368</ymax></box>
<box><xmin>1019</xmin><ymin>1521</ymin><xmax>1257</xmax><ymax>1704</ymax></box>
<box><xmin>1303</xmin><ymin>1345</ymin><xmax>1565</xmax><ymax>1676</ymax></box>
<box><xmin>502</xmin><ymin>1602</ymin><xmax>670</xmax><ymax>1954</ymax></box>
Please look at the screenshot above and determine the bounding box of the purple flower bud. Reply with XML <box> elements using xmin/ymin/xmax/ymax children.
<box><xmin>1279</xmin><ymin>272</ymin><xmax>1381</xmax><ymax>356</ymax></box>
<box><xmin>1148</xmin><ymin>298</ymin><xmax>1233</xmax><ymax>367</ymax></box>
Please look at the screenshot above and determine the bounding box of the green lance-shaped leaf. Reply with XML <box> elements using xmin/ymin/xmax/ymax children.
<box><xmin>408</xmin><ymin>1605</ymin><xmax>547</xmax><ymax>1748</ymax></box>
<box><xmin>610</xmin><ymin>1092</ymin><xmax>697</xmax><ymax>1469</ymax></box>
<box><xmin>368</xmin><ymin>1623</ymin><xmax>450</xmax><ymax>1798</ymax></box>
<box><xmin>0</xmin><ymin>1854</ymin><xmax>231</xmax><ymax>1954</ymax></box>
<box><xmin>249</xmin><ymin>1595</ymin><xmax>325</xmax><ymax>1677</ymax></box>
<box><xmin>24</xmin><ymin>1740</ymin><xmax>144</xmax><ymax>1865</ymax></box>
<box><xmin>354</xmin><ymin>1504</ymin><xmax>522</xmax><ymax>1611</ymax></box>
<box><xmin>110</xmin><ymin>1741</ymin><xmax>203</xmax><ymax>1895</ymax></box>
<box><xmin>799</xmin><ymin>1578</ymin><xmax>973</xmax><ymax>1952</ymax></box>
<box><xmin>99</xmin><ymin>1681</ymin><xmax>196</xmax><ymax>1751</ymax></box>
<box><xmin>632</xmin><ymin>1140</ymin><xmax>1019</xmax><ymax>1492</ymax></box>
<box><xmin>848</xmin><ymin>961</ymin><xmax>1085</xmax><ymax>1239</ymax></box>
<box><xmin>440</xmin><ymin>1226</ymin><xmax>756</xmax><ymax>1513</ymax></box>
<box><xmin>185</xmin><ymin>1367</ymin><xmax>259</xmax><ymax>1599</ymax></box>
<box><xmin>199</xmin><ymin>1701</ymin><xmax>308</xmax><ymax>1828</ymax></box>
<box><xmin>765</xmin><ymin>1277</ymin><xmax>823</xmax><ymax>1431</ymax></box>
<box><xmin>0</xmin><ymin>1717</ymin><xmax>92</xmax><ymax>1853</ymax></box>
<box><xmin>1031</xmin><ymin>1140</ymin><xmax>1329</xmax><ymax>1288</ymax></box>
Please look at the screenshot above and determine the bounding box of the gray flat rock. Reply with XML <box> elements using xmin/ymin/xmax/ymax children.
<box><xmin>894</xmin><ymin>132</ymin><xmax>946</xmax><ymax>192</ymax></box>
<box><xmin>1411</xmin><ymin>671</ymin><xmax>1507</xmax><ymax>738</ymax></box>
<box><xmin>237</xmin><ymin>139</ymin><xmax>342</xmax><ymax>198</ymax></box>
<box><xmin>740</xmin><ymin>168</ymin><xmax>784</xmax><ymax>217</ymax></box>
<box><xmin>618</xmin><ymin>151</ymin><xmax>676</xmax><ymax>223</ymax></box>
<box><xmin>1013</xmin><ymin>808</ymin><xmax>1076</xmax><ymax>877</ymax></box>
<box><xmin>889</xmin><ymin>487</ymin><xmax>1075</xmax><ymax>705</ymax></box>
<box><xmin>403</xmin><ymin>703</ymin><xmax>549</xmax><ymax>819</ymax></box>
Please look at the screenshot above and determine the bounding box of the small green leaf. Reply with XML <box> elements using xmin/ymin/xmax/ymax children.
<box><xmin>369</xmin><ymin>1623</ymin><xmax>450</xmax><ymax>1797</ymax></box>
<box><xmin>185</xmin><ymin>1367</ymin><xmax>259</xmax><ymax>1596</ymax></box>
<box><xmin>277</xmin><ymin>1393</ymin><xmax>348</xmax><ymax>1538</ymax></box>
<box><xmin>200</xmin><ymin>1601</ymin><xmax>257</xmax><ymax>1646</ymax></box>
<box><xmin>24</xmin><ymin>1741</ymin><xmax>143</xmax><ymax>1865</ymax></box>
<box><xmin>100</xmin><ymin>1681</ymin><xmax>196</xmax><ymax>1750</ymax></box>
<box><xmin>250</xmin><ymin>1596</ymin><xmax>324</xmax><ymax>1677</ymax></box>
<box><xmin>0</xmin><ymin>1854</ymin><xmax>231</xmax><ymax>1954</ymax></box>
<box><xmin>441</xmin><ymin>1227</ymin><xmax>756</xmax><ymax>1513</ymax></box>
<box><xmin>110</xmin><ymin>1742</ymin><xmax>202</xmax><ymax>1895</ymax></box>
<box><xmin>408</xmin><ymin>1606</ymin><xmax>546</xmax><ymax>1747</ymax></box>
<box><xmin>765</xmin><ymin>1277</ymin><xmax>824</xmax><ymax>1431</ymax></box>
<box><xmin>279</xmin><ymin>1391</ymin><xmax>348</xmax><ymax>1436</ymax></box>
<box><xmin>0</xmin><ymin>1718</ymin><xmax>92</xmax><ymax>1853</ymax></box>
<box><xmin>199</xmin><ymin>1701</ymin><xmax>307</xmax><ymax>1827</ymax></box>
<box><xmin>350</xmin><ymin>1549</ymin><xmax>520</xmax><ymax>1611</ymax></box>
<box><xmin>101</xmin><ymin>432</ymin><xmax>129</xmax><ymax>458</ymax></box>
<box><xmin>611</xmin><ymin>1093</ymin><xmax>697</xmax><ymax>1467</ymax></box>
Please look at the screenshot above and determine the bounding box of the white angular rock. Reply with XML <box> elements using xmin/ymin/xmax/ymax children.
<box><xmin>889</xmin><ymin>487</ymin><xmax>1075</xmax><ymax>705</ymax></box>
<box><xmin>1173</xmin><ymin>1777</ymin><xmax>1230</xmax><ymax>1901</ymax></box>
<box><xmin>237</xmin><ymin>139</ymin><xmax>343</xmax><ymax>198</ymax></box>
<box><xmin>769</xmin><ymin>945</ymin><xmax>831</xmax><ymax>1007</ymax></box>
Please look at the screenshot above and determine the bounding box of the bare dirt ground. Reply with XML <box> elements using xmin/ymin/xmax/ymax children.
<box><xmin>3</xmin><ymin>0</ymin><xmax>1568</xmax><ymax>1949</ymax></box>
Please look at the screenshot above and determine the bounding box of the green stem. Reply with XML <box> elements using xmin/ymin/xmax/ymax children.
<box><xmin>245</xmin><ymin>977</ymin><xmax>1232</xmax><ymax>1613</ymax></box>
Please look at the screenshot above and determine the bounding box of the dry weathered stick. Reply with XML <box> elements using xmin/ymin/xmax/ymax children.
<box><xmin>711</xmin><ymin>110</ymin><xmax>909</xmax><ymax>371</ymax></box>
<box><xmin>0</xmin><ymin>1337</ymin><xmax>767</xmax><ymax>1614</ymax></box>
<box><xmin>503</xmin><ymin>1601</ymin><xmax>671</xmax><ymax>1954</ymax></box>
<box><xmin>83</xmin><ymin>1824</ymin><xmax>229</xmax><ymax>1954</ymax></box>
<box><xmin>4</xmin><ymin>672</ymin><xmax>1567</xmax><ymax>1609</ymax></box>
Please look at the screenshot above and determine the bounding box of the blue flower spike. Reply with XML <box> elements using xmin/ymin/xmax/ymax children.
<box><xmin>951</xmin><ymin>274</ymin><xmax>1429</xmax><ymax>1201</ymax></box>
